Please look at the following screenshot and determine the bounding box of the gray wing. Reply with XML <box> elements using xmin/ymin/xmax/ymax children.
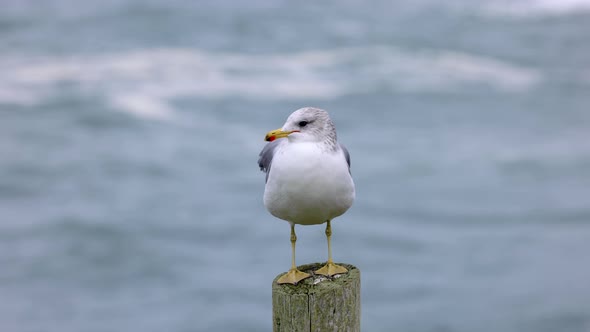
<box><xmin>340</xmin><ymin>143</ymin><xmax>351</xmax><ymax>173</ymax></box>
<box><xmin>258</xmin><ymin>140</ymin><xmax>283</xmax><ymax>183</ymax></box>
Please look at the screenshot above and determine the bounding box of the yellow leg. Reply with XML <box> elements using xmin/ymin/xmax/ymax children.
<box><xmin>277</xmin><ymin>223</ymin><xmax>311</xmax><ymax>284</ymax></box>
<box><xmin>315</xmin><ymin>220</ymin><xmax>348</xmax><ymax>276</ymax></box>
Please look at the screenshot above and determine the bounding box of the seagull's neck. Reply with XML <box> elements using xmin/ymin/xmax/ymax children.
<box><xmin>321</xmin><ymin>129</ymin><xmax>338</xmax><ymax>152</ymax></box>
<box><xmin>287</xmin><ymin>137</ymin><xmax>338</xmax><ymax>153</ymax></box>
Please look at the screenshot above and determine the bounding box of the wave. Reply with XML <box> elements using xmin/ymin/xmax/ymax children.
<box><xmin>0</xmin><ymin>47</ymin><xmax>541</xmax><ymax>119</ymax></box>
<box><xmin>481</xmin><ymin>0</ymin><xmax>590</xmax><ymax>17</ymax></box>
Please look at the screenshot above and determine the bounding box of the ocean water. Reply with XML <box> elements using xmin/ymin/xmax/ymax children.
<box><xmin>1</xmin><ymin>0</ymin><xmax>590</xmax><ymax>331</ymax></box>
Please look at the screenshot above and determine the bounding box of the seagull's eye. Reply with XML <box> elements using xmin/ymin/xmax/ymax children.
<box><xmin>298</xmin><ymin>121</ymin><xmax>308</xmax><ymax>127</ymax></box>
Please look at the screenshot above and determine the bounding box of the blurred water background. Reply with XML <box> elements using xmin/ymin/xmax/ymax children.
<box><xmin>1</xmin><ymin>0</ymin><xmax>590</xmax><ymax>331</ymax></box>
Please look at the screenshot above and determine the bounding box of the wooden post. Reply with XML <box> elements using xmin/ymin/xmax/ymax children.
<box><xmin>272</xmin><ymin>263</ymin><xmax>361</xmax><ymax>332</ymax></box>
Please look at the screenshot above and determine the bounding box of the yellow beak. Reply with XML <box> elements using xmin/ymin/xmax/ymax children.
<box><xmin>265</xmin><ymin>128</ymin><xmax>298</xmax><ymax>142</ymax></box>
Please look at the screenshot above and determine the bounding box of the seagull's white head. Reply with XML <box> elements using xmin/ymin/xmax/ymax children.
<box><xmin>265</xmin><ymin>107</ymin><xmax>337</xmax><ymax>146</ymax></box>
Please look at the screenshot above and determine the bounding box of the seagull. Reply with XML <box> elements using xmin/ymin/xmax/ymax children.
<box><xmin>258</xmin><ymin>107</ymin><xmax>355</xmax><ymax>284</ymax></box>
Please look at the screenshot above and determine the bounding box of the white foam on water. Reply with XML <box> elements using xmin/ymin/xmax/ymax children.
<box><xmin>110</xmin><ymin>94</ymin><xmax>175</xmax><ymax>121</ymax></box>
<box><xmin>333</xmin><ymin>46</ymin><xmax>541</xmax><ymax>92</ymax></box>
<box><xmin>0</xmin><ymin>47</ymin><xmax>541</xmax><ymax>120</ymax></box>
<box><xmin>482</xmin><ymin>0</ymin><xmax>590</xmax><ymax>17</ymax></box>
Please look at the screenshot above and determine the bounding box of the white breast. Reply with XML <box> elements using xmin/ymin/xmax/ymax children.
<box><xmin>263</xmin><ymin>142</ymin><xmax>355</xmax><ymax>225</ymax></box>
